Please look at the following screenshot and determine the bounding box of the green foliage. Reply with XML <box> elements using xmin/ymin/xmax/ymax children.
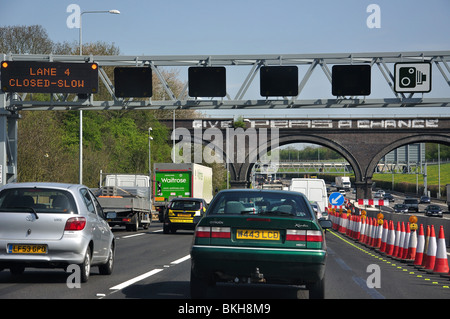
<box><xmin>18</xmin><ymin>110</ymin><xmax>172</xmax><ymax>188</ymax></box>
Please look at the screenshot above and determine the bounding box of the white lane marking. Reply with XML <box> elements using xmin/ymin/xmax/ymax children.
<box><xmin>110</xmin><ymin>269</ymin><xmax>164</xmax><ymax>290</ymax></box>
<box><xmin>170</xmin><ymin>254</ymin><xmax>190</xmax><ymax>264</ymax></box>
<box><xmin>121</xmin><ymin>233</ymin><xmax>145</xmax><ymax>239</ymax></box>
<box><xmin>108</xmin><ymin>254</ymin><xmax>190</xmax><ymax>292</ymax></box>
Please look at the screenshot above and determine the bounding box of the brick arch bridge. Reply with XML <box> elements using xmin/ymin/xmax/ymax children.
<box><xmin>162</xmin><ymin>117</ymin><xmax>450</xmax><ymax>199</ymax></box>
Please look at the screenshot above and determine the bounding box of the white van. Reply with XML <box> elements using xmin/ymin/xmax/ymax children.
<box><xmin>289</xmin><ymin>178</ymin><xmax>328</xmax><ymax>213</ymax></box>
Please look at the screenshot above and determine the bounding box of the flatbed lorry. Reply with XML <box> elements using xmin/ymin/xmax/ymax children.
<box><xmin>95</xmin><ymin>172</ymin><xmax>152</xmax><ymax>231</ymax></box>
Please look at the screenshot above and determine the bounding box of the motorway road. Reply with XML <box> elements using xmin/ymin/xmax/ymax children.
<box><xmin>1</xmin><ymin>222</ymin><xmax>449</xmax><ymax>301</ymax></box>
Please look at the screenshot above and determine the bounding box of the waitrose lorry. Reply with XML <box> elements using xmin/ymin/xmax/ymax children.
<box><xmin>153</xmin><ymin>163</ymin><xmax>213</xmax><ymax>220</ymax></box>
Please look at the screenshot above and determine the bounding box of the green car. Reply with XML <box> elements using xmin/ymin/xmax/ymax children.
<box><xmin>190</xmin><ymin>189</ymin><xmax>332</xmax><ymax>299</ymax></box>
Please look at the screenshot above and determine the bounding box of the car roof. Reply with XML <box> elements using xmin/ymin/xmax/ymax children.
<box><xmin>218</xmin><ymin>189</ymin><xmax>304</xmax><ymax>196</ymax></box>
<box><xmin>0</xmin><ymin>182</ymin><xmax>83</xmax><ymax>193</ymax></box>
<box><xmin>170</xmin><ymin>197</ymin><xmax>204</xmax><ymax>201</ymax></box>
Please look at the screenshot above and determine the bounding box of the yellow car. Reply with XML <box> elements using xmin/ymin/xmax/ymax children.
<box><xmin>163</xmin><ymin>197</ymin><xmax>207</xmax><ymax>234</ymax></box>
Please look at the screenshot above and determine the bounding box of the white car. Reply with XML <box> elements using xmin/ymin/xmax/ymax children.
<box><xmin>0</xmin><ymin>182</ymin><xmax>115</xmax><ymax>282</ymax></box>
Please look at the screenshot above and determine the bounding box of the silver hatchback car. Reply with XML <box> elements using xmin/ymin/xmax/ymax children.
<box><xmin>0</xmin><ymin>182</ymin><xmax>115</xmax><ymax>282</ymax></box>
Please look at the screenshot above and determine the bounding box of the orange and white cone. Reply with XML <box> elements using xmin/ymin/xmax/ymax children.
<box><xmin>424</xmin><ymin>225</ymin><xmax>437</xmax><ymax>272</ymax></box>
<box><xmin>420</xmin><ymin>225</ymin><xmax>431</xmax><ymax>269</ymax></box>
<box><xmin>401</xmin><ymin>223</ymin><xmax>411</xmax><ymax>260</ymax></box>
<box><xmin>396</xmin><ymin>222</ymin><xmax>406</xmax><ymax>259</ymax></box>
<box><xmin>379</xmin><ymin>219</ymin><xmax>388</xmax><ymax>253</ymax></box>
<box><xmin>392</xmin><ymin>221</ymin><xmax>401</xmax><ymax>258</ymax></box>
<box><xmin>433</xmin><ymin>226</ymin><xmax>449</xmax><ymax>274</ymax></box>
<box><xmin>359</xmin><ymin>217</ymin><xmax>366</xmax><ymax>243</ymax></box>
<box><xmin>354</xmin><ymin>216</ymin><xmax>361</xmax><ymax>240</ymax></box>
<box><xmin>374</xmin><ymin>220</ymin><xmax>383</xmax><ymax>249</ymax></box>
<box><xmin>407</xmin><ymin>224</ymin><xmax>417</xmax><ymax>262</ymax></box>
<box><xmin>414</xmin><ymin>224</ymin><xmax>425</xmax><ymax>267</ymax></box>
<box><xmin>386</xmin><ymin>220</ymin><xmax>396</xmax><ymax>256</ymax></box>
<box><xmin>365</xmin><ymin>217</ymin><xmax>373</xmax><ymax>246</ymax></box>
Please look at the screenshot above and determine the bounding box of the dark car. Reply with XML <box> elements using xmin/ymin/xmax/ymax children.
<box><xmin>163</xmin><ymin>197</ymin><xmax>207</xmax><ymax>234</ymax></box>
<box><xmin>383</xmin><ymin>193</ymin><xmax>395</xmax><ymax>202</ymax></box>
<box><xmin>420</xmin><ymin>196</ymin><xmax>431</xmax><ymax>204</ymax></box>
<box><xmin>424</xmin><ymin>204</ymin><xmax>443</xmax><ymax>218</ymax></box>
<box><xmin>393</xmin><ymin>203</ymin><xmax>408</xmax><ymax>214</ymax></box>
<box><xmin>190</xmin><ymin>189</ymin><xmax>332</xmax><ymax>299</ymax></box>
<box><xmin>403</xmin><ymin>198</ymin><xmax>419</xmax><ymax>213</ymax></box>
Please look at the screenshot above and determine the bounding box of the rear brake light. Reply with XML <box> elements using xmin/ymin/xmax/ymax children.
<box><xmin>211</xmin><ymin>227</ymin><xmax>231</xmax><ymax>239</ymax></box>
<box><xmin>195</xmin><ymin>226</ymin><xmax>211</xmax><ymax>238</ymax></box>
<box><xmin>286</xmin><ymin>230</ymin><xmax>323</xmax><ymax>242</ymax></box>
<box><xmin>64</xmin><ymin>217</ymin><xmax>86</xmax><ymax>231</ymax></box>
<box><xmin>195</xmin><ymin>226</ymin><xmax>231</xmax><ymax>239</ymax></box>
<box><xmin>286</xmin><ymin>230</ymin><xmax>306</xmax><ymax>241</ymax></box>
<box><xmin>307</xmin><ymin>230</ymin><xmax>323</xmax><ymax>242</ymax></box>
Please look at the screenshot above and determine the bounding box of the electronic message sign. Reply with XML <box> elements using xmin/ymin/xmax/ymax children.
<box><xmin>1</xmin><ymin>61</ymin><xmax>98</xmax><ymax>94</ymax></box>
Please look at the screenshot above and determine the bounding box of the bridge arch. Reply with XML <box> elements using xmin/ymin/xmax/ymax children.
<box><xmin>367</xmin><ymin>134</ymin><xmax>450</xmax><ymax>180</ymax></box>
<box><xmin>236</xmin><ymin>133</ymin><xmax>362</xmax><ymax>188</ymax></box>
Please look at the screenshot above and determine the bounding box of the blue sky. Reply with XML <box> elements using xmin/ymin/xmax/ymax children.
<box><xmin>1</xmin><ymin>0</ymin><xmax>449</xmax><ymax>118</ymax></box>
<box><xmin>1</xmin><ymin>0</ymin><xmax>448</xmax><ymax>55</ymax></box>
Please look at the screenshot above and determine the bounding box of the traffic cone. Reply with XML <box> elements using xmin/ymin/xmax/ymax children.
<box><xmin>374</xmin><ymin>220</ymin><xmax>383</xmax><ymax>249</ymax></box>
<box><xmin>401</xmin><ymin>223</ymin><xmax>411</xmax><ymax>260</ymax></box>
<box><xmin>339</xmin><ymin>212</ymin><xmax>347</xmax><ymax>234</ymax></box>
<box><xmin>392</xmin><ymin>222</ymin><xmax>401</xmax><ymax>258</ymax></box>
<box><xmin>414</xmin><ymin>224</ymin><xmax>425</xmax><ymax>268</ymax></box>
<box><xmin>379</xmin><ymin>219</ymin><xmax>388</xmax><ymax>253</ymax></box>
<box><xmin>386</xmin><ymin>220</ymin><xmax>396</xmax><ymax>256</ymax></box>
<box><xmin>354</xmin><ymin>216</ymin><xmax>361</xmax><ymax>240</ymax></box>
<box><xmin>396</xmin><ymin>222</ymin><xmax>406</xmax><ymax>259</ymax></box>
<box><xmin>359</xmin><ymin>216</ymin><xmax>366</xmax><ymax>243</ymax></box>
<box><xmin>433</xmin><ymin>226</ymin><xmax>449</xmax><ymax>274</ymax></box>
<box><xmin>424</xmin><ymin>225</ymin><xmax>437</xmax><ymax>273</ymax></box>
<box><xmin>420</xmin><ymin>225</ymin><xmax>431</xmax><ymax>269</ymax></box>
<box><xmin>406</xmin><ymin>225</ymin><xmax>417</xmax><ymax>262</ymax></box>
<box><xmin>366</xmin><ymin>218</ymin><xmax>374</xmax><ymax>246</ymax></box>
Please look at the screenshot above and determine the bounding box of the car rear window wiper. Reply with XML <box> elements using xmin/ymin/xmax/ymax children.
<box><xmin>0</xmin><ymin>207</ymin><xmax>39</xmax><ymax>219</ymax></box>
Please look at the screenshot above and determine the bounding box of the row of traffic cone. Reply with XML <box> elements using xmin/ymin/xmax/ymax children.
<box><xmin>329</xmin><ymin>211</ymin><xmax>450</xmax><ymax>276</ymax></box>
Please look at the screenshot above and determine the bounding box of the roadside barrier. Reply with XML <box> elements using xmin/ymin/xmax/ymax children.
<box><xmin>329</xmin><ymin>209</ymin><xmax>449</xmax><ymax>278</ymax></box>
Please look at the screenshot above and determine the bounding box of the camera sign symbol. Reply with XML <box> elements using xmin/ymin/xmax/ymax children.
<box><xmin>394</xmin><ymin>62</ymin><xmax>431</xmax><ymax>93</ymax></box>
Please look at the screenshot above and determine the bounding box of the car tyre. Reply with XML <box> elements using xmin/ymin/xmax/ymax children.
<box><xmin>99</xmin><ymin>245</ymin><xmax>114</xmax><ymax>275</ymax></box>
<box><xmin>190</xmin><ymin>269</ymin><xmax>209</xmax><ymax>299</ymax></box>
<box><xmin>10</xmin><ymin>266</ymin><xmax>25</xmax><ymax>276</ymax></box>
<box><xmin>308</xmin><ymin>276</ymin><xmax>325</xmax><ymax>299</ymax></box>
<box><xmin>79</xmin><ymin>248</ymin><xmax>91</xmax><ymax>283</ymax></box>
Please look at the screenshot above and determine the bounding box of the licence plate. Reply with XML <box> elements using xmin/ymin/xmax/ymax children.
<box><xmin>236</xmin><ymin>229</ymin><xmax>280</xmax><ymax>240</ymax></box>
<box><xmin>178</xmin><ymin>213</ymin><xmax>192</xmax><ymax>217</ymax></box>
<box><xmin>8</xmin><ymin>244</ymin><xmax>47</xmax><ymax>254</ymax></box>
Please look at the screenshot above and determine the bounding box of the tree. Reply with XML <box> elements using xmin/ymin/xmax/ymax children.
<box><xmin>0</xmin><ymin>25</ymin><xmax>53</xmax><ymax>54</ymax></box>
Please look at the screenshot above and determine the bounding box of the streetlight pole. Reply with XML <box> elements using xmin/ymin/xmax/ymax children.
<box><xmin>148</xmin><ymin>127</ymin><xmax>153</xmax><ymax>200</ymax></box>
<box><xmin>78</xmin><ymin>9</ymin><xmax>120</xmax><ymax>184</ymax></box>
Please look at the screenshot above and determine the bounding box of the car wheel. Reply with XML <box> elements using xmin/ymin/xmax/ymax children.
<box><xmin>308</xmin><ymin>276</ymin><xmax>325</xmax><ymax>299</ymax></box>
<box><xmin>99</xmin><ymin>245</ymin><xmax>114</xmax><ymax>275</ymax></box>
<box><xmin>163</xmin><ymin>223</ymin><xmax>170</xmax><ymax>234</ymax></box>
<box><xmin>10</xmin><ymin>266</ymin><xmax>25</xmax><ymax>276</ymax></box>
<box><xmin>79</xmin><ymin>248</ymin><xmax>91</xmax><ymax>283</ymax></box>
<box><xmin>190</xmin><ymin>269</ymin><xmax>209</xmax><ymax>299</ymax></box>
